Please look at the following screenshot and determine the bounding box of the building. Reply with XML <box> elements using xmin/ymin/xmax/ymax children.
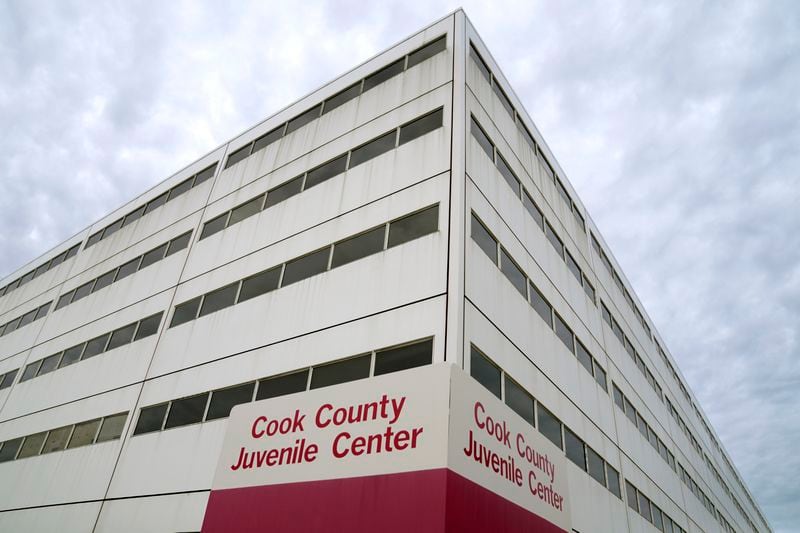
<box><xmin>0</xmin><ymin>9</ymin><xmax>771</xmax><ymax>533</ymax></box>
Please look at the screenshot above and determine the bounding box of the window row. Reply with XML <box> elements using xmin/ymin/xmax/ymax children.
<box><xmin>0</xmin><ymin>412</ymin><xmax>128</xmax><ymax>463</ymax></box>
<box><xmin>469</xmin><ymin>43</ymin><xmax>586</xmax><ymax>232</ymax></box>
<box><xmin>84</xmin><ymin>163</ymin><xmax>217</xmax><ymax>250</ymax></box>
<box><xmin>625</xmin><ymin>480</ymin><xmax>688</xmax><ymax>533</ymax></box>
<box><xmin>470</xmin><ymin>346</ymin><xmax>622</xmax><ymax>500</ymax></box>
<box><xmin>203</xmin><ymin>107</ymin><xmax>444</xmax><ymax>240</ymax></box>
<box><xmin>612</xmin><ymin>383</ymin><xmax>676</xmax><ymax>472</ymax></box>
<box><xmin>662</xmin><ymin>394</ymin><xmax>704</xmax><ymax>461</ymax></box>
<box><xmin>171</xmin><ymin>204</ymin><xmax>438</xmax><ymax>328</ymax></box>
<box><xmin>470</xmin><ymin>116</ymin><xmax>596</xmax><ymax>304</ymax></box>
<box><xmin>223</xmin><ymin>35</ymin><xmax>447</xmax><ymax>170</ymax></box>
<box><xmin>17</xmin><ymin>312</ymin><xmax>163</xmax><ymax>385</ymax></box>
<box><xmin>0</xmin><ymin>301</ymin><xmax>51</xmax><ymax>338</ymax></box>
<box><xmin>133</xmin><ymin>338</ymin><xmax>433</xmax><ymax>435</ymax></box>
<box><xmin>56</xmin><ymin>231</ymin><xmax>192</xmax><ymax>312</ymax></box>
<box><xmin>653</xmin><ymin>338</ymin><xmax>697</xmax><ymax>419</ymax></box>
<box><xmin>676</xmin><ymin>460</ymin><xmax>724</xmax><ymax>528</ymax></box>
<box><xmin>471</xmin><ymin>214</ymin><xmax>607</xmax><ymax>391</ymax></box>
<box><xmin>0</xmin><ymin>243</ymin><xmax>80</xmax><ymax>301</ymax></box>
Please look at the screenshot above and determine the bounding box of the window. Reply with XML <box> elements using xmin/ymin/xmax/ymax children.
<box><xmin>59</xmin><ymin>344</ymin><xmax>84</xmax><ymax>368</ymax></box>
<box><xmin>470</xmin><ymin>117</ymin><xmax>494</xmax><ymax>159</ymax></box>
<box><xmin>469</xmin><ymin>44</ymin><xmax>491</xmax><ymax>81</ymax></box>
<box><xmin>282</xmin><ymin>247</ymin><xmax>330</xmax><ymax>286</ymax></box>
<box><xmin>286</xmin><ymin>104</ymin><xmax>322</xmax><ymax>134</ymax></box>
<box><xmin>18</xmin><ymin>309</ymin><xmax>37</xmax><ymax>328</ymax></box>
<box><xmin>96</xmin><ymin>413</ymin><xmax>127</xmax><ymax>442</ymax></box>
<box><xmin>72</xmin><ymin>281</ymin><xmax>94</xmax><ymax>303</ymax></box>
<box><xmin>565</xmin><ymin>251</ymin><xmax>582</xmax><ymax>283</ymax></box>
<box><xmin>500</xmin><ymin>248</ymin><xmax>526</xmax><ymax>296</ymax></box>
<box><xmin>600</xmin><ymin>302</ymin><xmax>612</xmax><ymax>325</ymax></box>
<box><xmin>638</xmin><ymin>492</ymin><xmax>652</xmax><ymax>522</ymax></box>
<box><xmin>85</xmin><ymin>231</ymin><xmax>103</xmax><ymax>248</ymax></box>
<box><xmin>225</xmin><ymin>143</ymin><xmax>252</xmax><ymax>169</ymax></box>
<box><xmin>115</xmin><ymin>257</ymin><xmax>141</xmax><ymax>281</ymax></box>
<box><xmin>553</xmin><ymin>314</ymin><xmax>574</xmax><ymax>353</ymax></box>
<box><xmin>606</xmin><ymin>464</ymin><xmax>622</xmax><ymax>498</ymax></box>
<box><xmin>36</xmin><ymin>354</ymin><xmax>61</xmax><ymax>376</ymax></box>
<box><xmin>398</xmin><ymin>108</ymin><xmax>443</xmax><ymax>145</ymax></box>
<box><xmin>194</xmin><ymin>164</ymin><xmax>217</xmax><ymax>185</ymax></box>
<box><xmin>304</xmin><ymin>155</ymin><xmax>347</xmax><ymax>190</ymax></box>
<box><xmin>583</xmin><ymin>277</ymin><xmax>595</xmax><ymax>302</ymax></box>
<box><xmin>387</xmin><ymin>205</ymin><xmax>438</xmax><ymax>247</ymax></box>
<box><xmin>652</xmin><ymin>506</ymin><xmax>664</xmax><ymax>531</ymax></box>
<box><xmin>331</xmin><ymin>227</ymin><xmax>385</xmax><ymax>269</ymax></box>
<box><xmin>406</xmin><ymin>35</ymin><xmax>446</xmax><ymax>69</ymax></box>
<box><xmin>252</xmin><ymin>126</ymin><xmax>284</xmax><ymax>153</ymax></box>
<box><xmin>199</xmin><ymin>283</ymin><xmax>239</xmax><ymax>317</ymax></box>
<box><xmin>504</xmin><ymin>375</ymin><xmax>534</xmax><ymax>426</ymax></box>
<box><xmin>165</xmin><ymin>393</ymin><xmax>209</xmax><ymax>429</ymax></box>
<box><xmin>20</xmin><ymin>361</ymin><xmax>40</xmax><ymax>382</ymax></box>
<box><xmin>362</xmin><ymin>58</ymin><xmax>404</xmax><ymax>91</ymax></box>
<box><xmin>139</xmin><ymin>243</ymin><xmax>167</xmax><ymax>270</ymax></box>
<box><xmin>145</xmin><ymin>191</ymin><xmax>169</xmax><ymax>214</ymax></box>
<box><xmin>35</xmin><ymin>303</ymin><xmax>50</xmax><ymax>320</ymax></box>
<box><xmin>594</xmin><ymin>363</ymin><xmax>607</xmax><ymax>391</ymax></box>
<box><xmin>374</xmin><ymin>339</ymin><xmax>432</xmax><ymax>376</ymax></box>
<box><xmin>3</xmin><ymin>317</ymin><xmax>20</xmax><ymax>334</ymax></box>
<box><xmin>529</xmin><ymin>282</ymin><xmax>552</xmax><ymax>327</ymax></box>
<box><xmin>134</xmin><ymin>404</ymin><xmax>168</xmax><ymax>435</ymax></box>
<box><xmin>166</xmin><ymin>232</ymin><xmax>192</xmax><ymax>256</ymax></box>
<box><xmin>201</xmin><ymin>213</ymin><xmax>228</xmax><ymax>240</ymax></box>
<box><xmin>170</xmin><ymin>296</ymin><xmax>201</xmax><ymax>327</ymax></box>
<box><xmin>41</xmin><ymin>426</ymin><xmax>71</xmax><ymax>454</ymax></box>
<box><xmin>134</xmin><ymin>313</ymin><xmax>162</xmax><ymax>340</ymax></box>
<box><xmin>107</xmin><ymin>323</ymin><xmax>137</xmax><ymax>351</ymax></box>
<box><xmin>323</xmin><ymin>83</ymin><xmax>361</xmax><ymax>114</ymax></box>
<box><xmin>310</xmin><ymin>354</ymin><xmax>371</xmax><ymax>389</ymax></box>
<box><xmin>206</xmin><ymin>383</ymin><xmax>255</xmax><ymax>421</ymax></box>
<box><xmin>83</xmin><ymin>333</ymin><xmax>110</xmax><ymax>359</ymax></box>
<box><xmin>0</xmin><ymin>437</ymin><xmax>22</xmax><ymax>462</ymax></box>
<box><xmin>587</xmin><ymin>446</ymin><xmax>606</xmax><ymax>485</ymax></box>
<box><xmin>227</xmin><ymin>196</ymin><xmax>265</xmax><ymax>229</ymax></box>
<box><xmin>168</xmin><ymin>177</ymin><xmax>194</xmax><ymax>200</ymax></box>
<box><xmin>624</xmin><ymin>398</ymin><xmax>637</xmax><ymax>424</ymax></box>
<box><xmin>626</xmin><ymin>481</ymin><xmax>639</xmax><ymax>512</ymax></box>
<box><xmin>637</xmin><ymin>414</ymin><xmax>648</xmax><ymax>438</ymax></box>
<box><xmin>0</xmin><ymin>370</ymin><xmax>17</xmax><ymax>389</ymax></box>
<box><xmin>522</xmin><ymin>191</ymin><xmax>544</xmax><ymax>230</ymax></box>
<box><xmin>496</xmin><ymin>153</ymin><xmax>520</xmax><ymax>195</ymax></box>
<box><xmin>545</xmin><ymin>223</ymin><xmax>564</xmax><ymax>258</ymax></box>
<box><xmin>492</xmin><ymin>82</ymin><xmax>514</xmax><ymax>117</ymax></box>
<box><xmin>92</xmin><ymin>269</ymin><xmax>117</xmax><ymax>293</ymax></box>
<box><xmin>471</xmin><ymin>215</ymin><xmax>498</xmax><ymax>263</ymax></box>
<box><xmin>256</xmin><ymin>370</ymin><xmax>309</xmax><ymax>400</ymax></box>
<box><xmin>348</xmin><ymin>130</ymin><xmax>396</xmax><ymax>167</ymax></box>
<box><xmin>576</xmin><ymin>341</ymin><xmax>594</xmax><ymax>375</ymax></box>
<box><xmin>470</xmin><ymin>347</ymin><xmax>501</xmax><ymax>398</ymax></box>
<box><xmin>648</xmin><ymin>427</ymin><xmax>659</xmax><ymax>450</ymax></box>
<box><xmin>68</xmin><ymin>419</ymin><xmax>101</xmax><ymax>449</ymax></box>
<box><xmin>17</xmin><ymin>432</ymin><xmax>46</xmax><ymax>458</ymax></box>
<box><xmin>537</xmin><ymin>404</ymin><xmax>562</xmax><ymax>450</ymax></box>
<box><xmin>265</xmin><ymin>175</ymin><xmax>304</xmax><ymax>208</ymax></box>
<box><xmin>238</xmin><ymin>267</ymin><xmax>281</xmax><ymax>303</ymax></box>
<box><xmin>564</xmin><ymin>427</ymin><xmax>586</xmax><ymax>469</ymax></box>
<box><xmin>123</xmin><ymin>205</ymin><xmax>146</xmax><ymax>227</ymax></box>
<box><xmin>556</xmin><ymin>178</ymin><xmax>572</xmax><ymax>207</ymax></box>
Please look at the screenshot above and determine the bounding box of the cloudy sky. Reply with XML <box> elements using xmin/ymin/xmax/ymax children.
<box><xmin>1</xmin><ymin>0</ymin><xmax>797</xmax><ymax>530</ymax></box>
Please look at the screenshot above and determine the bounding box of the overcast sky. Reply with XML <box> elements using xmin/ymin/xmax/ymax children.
<box><xmin>1</xmin><ymin>1</ymin><xmax>797</xmax><ymax>530</ymax></box>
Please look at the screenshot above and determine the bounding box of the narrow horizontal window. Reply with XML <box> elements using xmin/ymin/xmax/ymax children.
<box><xmin>92</xmin><ymin>269</ymin><xmax>117</xmax><ymax>293</ymax></box>
<box><xmin>652</xmin><ymin>506</ymin><xmax>664</xmax><ymax>531</ymax></box>
<box><xmin>600</xmin><ymin>302</ymin><xmax>612</xmax><ymax>325</ymax></box>
<box><xmin>594</xmin><ymin>363</ymin><xmax>607</xmax><ymax>391</ymax></box>
<box><xmin>564</xmin><ymin>427</ymin><xmax>586</xmax><ymax>470</ymax></box>
<box><xmin>518</xmin><ymin>121</ymin><xmax>537</xmax><ymax>152</ymax></box>
<box><xmin>470</xmin><ymin>117</ymin><xmax>494</xmax><ymax>159</ymax></box>
<box><xmin>310</xmin><ymin>354</ymin><xmax>371</xmax><ymax>389</ymax></box>
<box><xmin>374</xmin><ymin>339</ymin><xmax>433</xmax><ymax>376</ymax></box>
<box><xmin>626</xmin><ymin>481</ymin><xmax>639</xmax><ymax>512</ymax></box>
<box><xmin>82</xmin><ymin>333</ymin><xmax>110</xmax><ymax>360</ymax></box>
<box><xmin>201</xmin><ymin>213</ymin><xmax>229</xmax><ymax>240</ymax></box>
<box><xmin>281</xmin><ymin>247</ymin><xmax>330</xmax><ymax>286</ymax></box>
<box><xmin>638</xmin><ymin>492</ymin><xmax>652</xmax><ymax>522</ymax></box>
<box><xmin>18</xmin><ymin>309</ymin><xmax>38</xmax><ymax>328</ymax></box>
<box><xmin>114</xmin><ymin>257</ymin><xmax>141</xmax><ymax>281</ymax></box>
<box><xmin>20</xmin><ymin>361</ymin><xmax>40</xmax><ymax>382</ymax></box>
<box><xmin>168</xmin><ymin>176</ymin><xmax>194</xmax><ymax>200</ymax></box>
<box><xmin>107</xmin><ymin>323</ymin><xmax>137</xmax><ymax>351</ymax></box>
<box><xmin>228</xmin><ymin>196</ymin><xmax>264</xmax><ymax>227</ymax></box>
<box><xmin>529</xmin><ymin>282</ymin><xmax>553</xmax><ymax>327</ymax></box>
<box><xmin>556</xmin><ymin>178</ymin><xmax>572</xmax><ymax>207</ymax></box>
<box><xmin>637</xmin><ymin>414</ymin><xmax>648</xmax><ymax>438</ymax></box>
<box><xmin>469</xmin><ymin>44</ymin><xmax>491</xmax><ymax>81</ymax></box>
<box><xmin>59</xmin><ymin>344</ymin><xmax>85</xmax><ymax>368</ymax></box>
<box><xmin>123</xmin><ymin>205</ymin><xmax>146</xmax><ymax>227</ymax></box>
<box><xmin>36</xmin><ymin>354</ymin><xmax>61</xmax><ymax>376</ymax></box>
<box><xmin>492</xmin><ymin>82</ymin><xmax>515</xmax><ymax>117</ymax></box>
<box><xmin>49</xmin><ymin>250</ymin><xmax>67</xmax><ymax>268</ymax></box>
<box><xmin>19</xmin><ymin>270</ymin><xmax>35</xmax><ymax>285</ymax></box>
<box><xmin>68</xmin><ymin>419</ymin><xmax>101</xmax><ymax>449</ymax></box>
<box><xmin>17</xmin><ymin>432</ymin><xmax>46</xmax><ymax>458</ymax></box>
<box><xmin>587</xmin><ymin>446</ymin><xmax>606</xmax><ymax>485</ymax></box>
<box><xmin>285</xmin><ymin>104</ymin><xmax>322</xmax><ymax>135</ymax></box>
<box><xmin>225</xmin><ymin>143</ymin><xmax>252</xmax><ymax>169</ymax></box>
<box><xmin>164</xmin><ymin>393</ymin><xmax>209</xmax><ymax>429</ymax></box>
<box><xmin>71</xmin><ymin>281</ymin><xmax>94</xmax><ymax>303</ymax></box>
<box><xmin>496</xmin><ymin>153</ymin><xmax>520</xmax><ymax>194</ymax></box>
<box><xmin>362</xmin><ymin>57</ymin><xmax>404</xmax><ymax>91</ymax></box>
<box><xmin>538</xmin><ymin>153</ymin><xmax>555</xmax><ymax>181</ymax></box>
<box><xmin>193</xmin><ymin>163</ymin><xmax>217</xmax><ymax>185</ymax></box>
<box><xmin>398</xmin><ymin>107</ymin><xmax>443</xmax><ymax>145</ymax></box>
<box><xmin>573</xmin><ymin>208</ymin><xmax>585</xmax><ymax>231</ymax></box>
<box><xmin>304</xmin><ymin>155</ymin><xmax>347</xmax><ymax>190</ymax></box>
<box><xmin>139</xmin><ymin>243</ymin><xmax>167</xmax><ymax>270</ymax></box>
<box><xmin>0</xmin><ymin>437</ymin><xmax>22</xmax><ymax>462</ymax></box>
<box><xmin>323</xmin><ymin>82</ymin><xmax>361</xmax><ymax>114</ymax></box>
<box><xmin>348</xmin><ymin>130</ymin><xmax>396</xmax><ymax>168</ymax></box>
<box><xmin>554</xmin><ymin>313</ymin><xmax>575</xmax><ymax>353</ymax></box>
<box><xmin>387</xmin><ymin>205</ymin><xmax>438</xmax><ymax>247</ymax></box>
<box><xmin>134</xmin><ymin>313</ymin><xmax>162</xmax><ymax>340</ymax></box>
<box><xmin>504</xmin><ymin>375</ymin><xmax>534</xmax><ymax>426</ymax></box>
<box><xmin>238</xmin><ymin>266</ymin><xmax>281</xmax><ymax>303</ymax></box>
<box><xmin>537</xmin><ymin>404</ymin><xmax>563</xmax><ymax>450</ymax></box>
<box><xmin>522</xmin><ymin>190</ymin><xmax>544</xmax><ymax>230</ymax></box>
<box><xmin>583</xmin><ymin>277</ymin><xmax>595</xmax><ymax>302</ymax></box>
<box><xmin>565</xmin><ymin>251</ymin><xmax>582</xmax><ymax>283</ymax></box>
<box><xmin>606</xmin><ymin>464</ymin><xmax>622</xmax><ymax>498</ymax></box>
<box><xmin>85</xmin><ymin>231</ymin><xmax>103</xmax><ymax>248</ymax></box>
<box><xmin>35</xmin><ymin>302</ymin><xmax>50</xmax><ymax>320</ymax></box>
<box><xmin>144</xmin><ymin>191</ymin><xmax>169</xmax><ymax>214</ymax></box>
<box><xmin>0</xmin><ymin>370</ymin><xmax>18</xmax><ymax>389</ymax></box>
<box><xmin>265</xmin><ymin>175</ymin><xmax>304</xmax><ymax>208</ymax></box>
<box><xmin>3</xmin><ymin>317</ymin><xmax>20</xmax><ymax>334</ymax></box>
<box><xmin>471</xmin><ymin>214</ymin><xmax>497</xmax><ymax>262</ymax></box>
<box><xmin>41</xmin><ymin>426</ymin><xmax>71</xmax><ymax>454</ymax></box>
<box><xmin>545</xmin><ymin>223</ymin><xmax>564</xmax><ymax>258</ymax></box>
<box><xmin>199</xmin><ymin>283</ymin><xmax>239</xmax><ymax>317</ymax></box>
<box><xmin>500</xmin><ymin>248</ymin><xmax>526</xmax><ymax>296</ymax></box>
<box><xmin>206</xmin><ymin>383</ymin><xmax>255</xmax><ymax>421</ymax></box>
<box><xmin>624</xmin><ymin>398</ymin><xmax>637</xmax><ymax>424</ymax></box>
<box><xmin>256</xmin><ymin>370</ymin><xmax>309</xmax><ymax>401</ymax></box>
<box><xmin>470</xmin><ymin>347</ymin><xmax>501</xmax><ymax>399</ymax></box>
<box><xmin>576</xmin><ymin>341</ymin><xmax>594</xmax><ymax>375</ymax></box>
<box><xmin>33</xmin><ymin>263</ymin><xmax>49</xmax><ymax>278</ymax></box>
<box><xmin>96</xmin><ymin>412</ymin><xmax>127</xmax><ymax>442</ymax></box>
<box><xmin>166</xmin><ymin>232</ymin><xmax>192</xmax><ymax>256</ymax></box>
<box><xmin>134</xmin><ymin>404</ymin><xmax>168</xmax><ymax>435</ymax></box>
<box><xmin>170</xmin><ymin>296</ymin><xmax>202</xmax><ymax>327</ymax></box>
<box><xmin>331</xmin><ymin>226</ymin><xmax>385</xmax><ymax>269</ymax></box>
<box><xmin>252</xmin><ymin>126</ymin><xmax>284</xmax><ymax>154</ymax></box>
<box><xmin>406</xmin><ymin>35</ymin><xmax>446</xmax><ymax>69</ymax></box>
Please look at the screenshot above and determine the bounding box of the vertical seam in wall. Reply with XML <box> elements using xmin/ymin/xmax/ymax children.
<box><xmin>443</xmin><ymin>14</ymin><xmax>456</xmax><ymax>364</ymax></box>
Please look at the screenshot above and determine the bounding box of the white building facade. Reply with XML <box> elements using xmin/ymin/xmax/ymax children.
<box><xmin>0</xmin><ymin>10</ymin><xmax>771</xmax><ymax>533</ymax></box>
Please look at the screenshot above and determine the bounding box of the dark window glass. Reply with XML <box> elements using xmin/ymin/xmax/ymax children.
<box><xmin>626</xmin><ymin>481</ymin><xmax>639</xmax><ymax>512</ymax></box>
<box><xmin>573</xmin><ymin>208</ymin><xmax>586</xmax><ymax>231</ymax></box>
<box><xmin>348</xmin><ymin>130</ymin><xmax>396</xmax><ymax>168</ymax></box>
<box><xmin>310</xmin><ymin>354</ymin><xmax>371</xmax><ymax>389</ymax></box>
<box><xmin>0</xmin><ymin>369</ymin><xmax>18</xmax><ymax>389</ymax></box>
<box><xmin>505</xmin><ymin>375</ymin><xmax>534</xmax><ymax>426</ymax></box>
<box><xmin>565</xmin><ymin>251</ymin><xmax>582</xmax><ymax>283</ymax></box>
<box><xmin>492</xmin><ymin>82</ymin><xmax>515</xmax><ymax>117</ymax></box>
<box><xmin>537</xmin><ymin>404</ymin><xmax>563</xmax><ymax>450</ymax></box>
<box><xmin>323</xmin><ymin>82</ymin><xmax>361</xmax><ymax>114</ymax></box>
<box><xmin>388</xmin><ymin>205</ymin><xmax>438</xmax><ymax>248</ymax></box>
<box><xmin>68</xmin><ymin>419</ymin><xmax>101</xmax><ymax>449</ymax></box>
<box><xmin>41</xmin><ymin>426</ymin><xmax>71</xmax><ymax>454</ymax></box>
<box><xmin>20</xmin><ymin>361</ymin><xmax>41</xmax><ymax>382</ymax></box>
<box><xmin>256</xmin><ymin>370</ymin><xmax>309</xmax><ymax>400</ymax></box>
<box><xmin>664</xmin><ymin>518</ymin><xmax>674</xmax><ymax>533</ymax></box>
<box><xmin>3</xmin><ymin>317</ymin><xmax>20</xmax><ymax>334</ymax></box>
<box><xmin>545</xmin><ymin>223</ymin><xmax>564</xmax><ymax>258</ymax></box>
<box><xmin>653</xmin><ymin>506</ymin><xmax>664</xmax><ymax>531</ymax></box>
<box><xmin>556</xmin><ymin>178</ymin><xmax>572</xmax><ymax>207</ymax></box>
<box><xmin>406</xmin><ymin>35</ymin><xmax>446</xmax><ymax>69</ymax></box>
<box><xmin>168</xmin><ymin>177</ymin><xmax>194</xmax><ymax>201</ymax></box>
<box><xmin>107</xmin><ymin>323</ymin><xmax>137</xmax><ymax>351</ymax></box>
<box><xmin>624</xmin><ymin>398</ymin><xmax>637</xmax><ymax>424</ymax></box>
<box><xmin>331</xmin><ymin>226</ymin><xmax>385</xmax><ymax>269</ymax></box>
<box><xmin>252</xmin><ymin>126</ymin><xmax>284</xmax><ymax>153</ymax></box>
<box><xmin>144</xmin><ymin>191</ymin><xmax>168</xmax><ymax>214</ymax></box>
<box><xmin>398</xmin><ymin>108</ymin><xmax>443</xmax><ymax>145</ymax></box>
<box><xmin>123</xmin><ymin>205</ymin><xmax>146</xmax><ymax>227</ymax></box>
<box><xmin>529</xmin><ymin>283</ymin><xmax>552</xmax><ymax>327</ymax></box>
<box><xmin>658</xmin><ymin>439</ymin><xmax>669</xmax><ymax>462</ymax></box>
<box><xmin>600</xmin><ymin>302</ymin><xmax>612</xmax><ymax>325</ymax></box>
<box><xmin>66</xmin><ymin>244</ymin><xmax>81</xmax><ymax>260</ymax></box>
<box><xmin>522</xmin><ymin>190</ymin><xmax>544</xmax><ymax>230</ymax></box>
<box><xmin>591</xmin><ymin>234</ymin><xmax>602</xmax><ymax>254</ymax></box>
<box><xmin>238</xmin><ymin>267</ymin><xmax>281</xmax><ymax>303</ymax></box>
<box><xmin>225</xmin><ymin>143</ymin><xmax>252</xmax><ymax>169</ymax></box>
<box><xmin>228</xmin><ymin>196</ymin><xmax>264</xmax><ymax>227</ymax></box>
<box><xmin>170</xmin><ymin>297</ymin><xmax>201</xmax><ymax>327</ymax></box>
<box><xmin>85</xmin><ymin>230</ymin><xmax>103</xmax><ymax>248</ymax></box>
<box><xmin>265</xmin><ymin>176</ymin><xmax>304</xmax><ymax>208</ymax></box>
<box><xmin>470</xmin><ymin>347</ymin><xmax>501</xmax><ymax>398</ymax></box>
<box><xmin>36</xmin><ymin>354</ymin><xmax>61</xmax><ymax>376</ymax></box>
<box><xmin>139</xmin><ymin>243</ymin><xmax>167</xmax><ymax>270</ymax></box>
<box><xmin>374</xmin><ymin>339</ymin><xmax>433</xmax><ymax>376</ymax></box>
<box><xmin>282</xmin><ymin>248</ymin><xmax>330</xmax><ymax>286</ymax></box>
<box><xmin>193</xmin><ymin>163</ymin><xmax>217</xmax><ymax>186</ymax></box>
<box><xmin>49</xmin><ymin>250</ymin><xmax>67</xmax><ymax>268</ymax></box>
<box><xmin>576</xmin><ymin>342</ymin><xmax>593</xmax><ymax>375</ymax></box>
<box><xmin>637</xmin><ymin>414</ymin><xmax>648</xmax><ymax>438</ymax></box>
<box><xmin>286</xmin><ymin>104</ymin><xmax>322</xmax><ymax>134</ymax></box>
<box><xmin>18</xmin><ymin>309</ymin><xmax>38</xmax><ymax>328</ymax></box>
<box><xmin>199</xmin><ymin>283</ymin><xmax>239</xmax><ymax>317</ymax></box>
<box><xmin>134</xmin><ymin>404</ymin><xmax>168</xmax><ymax>435</ymax></box>
<box><xmin>554</xmin><ymin>314</ymin><xmax>574</xmax><ymax>353</ymax></box>
<box><xmin>72</xmin><ymin>281</ymin><xmax>95</xmax><ymax>303</ymax></box>
<box><xmin>469</xmin><ymin>44</ymin><xmax>491</xmax><ymax>81</ymax></box>
<box><xmin>583</xmin><ymin>277</ymin><xmax>596</xmax><ymax>302</ymax></box>
<box><xmin>17</xmin><ymin>432</ymin><xmax>46</xmax><ymax>458</ymax></box>
<box><xmin>471</xmin><ymin>214</ymin><xmax>497</xmax><ymax>262</ymax></box>
<box><xmin>500</xmin><ymin>248</ymin><xmax>526</xmax><ymax>296</ymax></box>
<box><xmin>0</xmin><ymin>437</ymin><xmax>23</xmax><ymax>462</ymax></box>
<box><xmin>82</xmin><ymin>333</ymin><xmax>110</xmax><ymax>359</ymax></box>
<box><xmin>638</xmin><ymin>492</ymin><xmax>652</xmax><ymax>522</ymax></box>
<box><xmin>538</xmin><ymin>153</ymin><xmax>555</xmax><ymax>181</ymax></box>
<box><xmin>496</xmin><ymin>153</ymin><xmax>520</xmax><ymax>194</ymax></box>
<box><xmin>164</xmin><ymin>393</ymin><xmax>209</xmax><ymax>429</ymax></box>
<box><xmin>207</xmin><ymin>383</ymin><xmax>255</xmax><ymax>421</ymax></box>
<box><xmin>518</xmin><ymin>121</ymin><xmax>537</xmax><ymax>151</ymax></box>
<box><xmin>59</xmin><ymin>344</ymin><xmax>85</xmax><ymax>368</ymax></box>
<box><xmin>134</xmin><ymin>313</ymin><xmax>162</xmax><ymax>340</ymax></box>
<box><xmin>35</xmin><ymin>301</ymin><xmax>50</xmax><ymax>320</ymax></box>
<box><xmin>607</xmin><ymin>464</ymin><xmax>622</xmax><ymax>498</ymax></box>
<box><xmin>200</xmin><ymin>213</ymin><xmax>229</xmax><ymax>240</ymax></box>
<box><xmin>362</xmin><ymin>58</ymin><xmax>405</xmax><ymax>91</ymax></box>
<box><xmin>648</xmin><ymin>427</ymin><xmax>659</xmax><ymax>450</ymax></box>
<box><xmin>564</xmin><ymin>427</ymin><xmax>586</xmax><ymax>470</ymax></box>
<box><xmin>96</xmin><ymin>412</ymin><xmax>127</xmax><ymax>442</ymax></box>
<box><xmin>166</xmin><ymin>232</ymin><xmax>192</xmax><ymax>256</ymax></box>
<box><xmin>92</xmin><ymin>269</ymin><xmax>117</xmax><ymax>293</ymax></box>
<box><xmin>34</xmin><ymin>263</ymin><xmax>49</xmax><ymax>278</ymax></box>
<box><xmin>304</xmin><ymin>155</ymin><xmax>347</xmax><ymax>190</ymax></box>
<box><xmin>102</xmin><ymin>218</ymin><xmax>124</xmax><ymax>239</ymax></box>
<box><xmin>587</xmin><ymin>447</ymin><xmax>606</xmax><ymax>485</ymax></box>
<box><xmin>594</xmin><ymin>363</ymin><xmax>607</xmax><ymax>391</ymax></box>
<box><xmin>470</xmin><ymin>117</ymin><xmax>494</xmax><ymax>159</ymax></box>
<box><xmin>114</xmin><ymin>257</ymin><xmax>141</xmax><ymax>281</ymax></box>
